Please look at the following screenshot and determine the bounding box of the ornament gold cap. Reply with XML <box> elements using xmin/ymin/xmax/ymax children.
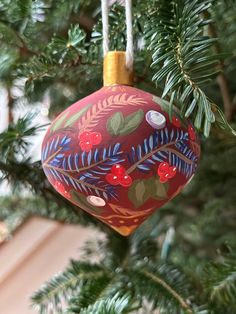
<box><xmin>103</xmin><ymin>51</ymin><xmax>134</xmax><ymax>86</ymax></box>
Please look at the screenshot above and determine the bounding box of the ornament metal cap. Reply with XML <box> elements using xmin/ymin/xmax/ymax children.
<box><xmin>103</xmin><ymin>51</ymin><xmax>134</xmax><ymax>86</ymax></box>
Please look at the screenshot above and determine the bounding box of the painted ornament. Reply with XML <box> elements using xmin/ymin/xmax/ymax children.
<box><xmin>41</xmin><ymin>52</ymin><xmax>200</xmax><ymax>236</ymax></box>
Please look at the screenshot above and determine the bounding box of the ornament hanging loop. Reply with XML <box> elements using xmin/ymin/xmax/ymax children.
<box><xmin>101</xmin><ymin>0</ymin><xmax>134</xmax><ymax>86</ymax></box>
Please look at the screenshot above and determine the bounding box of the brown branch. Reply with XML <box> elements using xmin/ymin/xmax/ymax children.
<box><xmin>7</xmin><ymin>87</ymin><xmax>14</xmax><ymax>124</ymax></box>
<box><xmin>43</xmin><ymin>148</ymin><xmax>62</xmax><ymax>165</ymax></box>
<box><xmin>44</xmin><ymin>157</ymin><xmax>109</xmax><ymax>173</ymax></box>
<box><xmin>141</xmin><ymin>270</ymin><xmax>194</xmax><ymax>314</ymax></box>
<box><xmin>204</xmin><ymin>12</ymin><xmax>233</xmax><ymax>121</ymax></box>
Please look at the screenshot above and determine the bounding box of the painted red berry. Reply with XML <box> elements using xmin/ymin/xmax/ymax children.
<box><xmin>55</xmin><ymin>181</ymin><xmax>71</xmax><ymax>198</ymax></box>
<box><xmin>157</xmin><ymin>162</ymin><xmax>169</xmax><ymax>176</ymax></box>
<box><xmin>188</xmin><ymin>124</ymin><xmax>196</xmax><ymax>141</ymax></box>
<box><xmin>55</xmin><ymin>181</ymin><xmax>64</xmax><ymax>193</ymax></box>
<box><xmin>79</xmin><ymin>131</ymin><xmax>91</xmax><ymax>142</ymax></box>
<box><xmin>168</xmin><ymin>166</ymin><xmax>177</xmax><ymax>178</ymax></box>
<box><xmin>105</xmin><ymin>173</ymin><xmax>120</xmax><ymax>185</ymax></box>
<box><xmin>111</xmin><ymin>164</ymin><xmax>126</xmax><ymax>176</ymax></box>
<box><xmin>159</xmin><ymin>173</ymin><xmax>170</xmax><ymax>183</ymax></box>
<box><xmin>172</xmin><ymin>116</ymin><xmax>181</xmax><ymax>128</ymax></box>
<box><xmin>119</xmin><ymin>174</ymin><xmax>133</xmax><ymax>187</ymax></box>
<box><xmin>80</xmin><ymin>140</ymin><xmax>93</xmax><ymax>152</ymax></box>
<box><xmin>90</xmin><ymin>132</ymin><xmax>102</xmax><ymax>145</ymax></box>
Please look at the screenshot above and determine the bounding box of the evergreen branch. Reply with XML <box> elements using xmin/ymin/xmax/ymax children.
<box><xmin>69</xmin><ymin>293</ymin><xmax>136</xmax><ymax>314</ymax></box>
<box><xmin>131</xmin><ymin>262</ymin><xmax>203</xmax><ymax>314</ymax></box>
<box><xmin>0</xmin><ymin>21</ymin><xmax>25</xmax><ymax>48</ymax></box>
<box><xmin>140</xmin><ymin>269</ymin><xmax>193</xmax><ymax>314</ymax></box>
<box><xmin>145</xmin><ymin>0</ymin><xmax>224</xmax><ymax>136</ymax></box>
<box><xmin>67</xmin><ymin>272</ymin><xmax>134</xmax><ymax>313</ymax></box>
<box><xmin>67</xmin><ymin>275</ymin><xmax>114</xmax><ymax>312</ymax></box>
<box><xmin>0</xmin><ymin>112</ymin><xmax>47</xmax><ymax>160</ymax></box>
<box><xmin>31</xmin><ymin>261</ymin><xmax>108</xmax><ymax>313</ymax></box>
<box><xmin>204</xmin><ymin>256</ymin><xmax>236</xmax><ymax>307</ymax></box>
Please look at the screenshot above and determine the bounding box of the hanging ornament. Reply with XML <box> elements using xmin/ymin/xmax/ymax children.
<box><xmin>41</xmin><ymin>0</ymin><xmax>200</xmax><ymax>236</ymax></box>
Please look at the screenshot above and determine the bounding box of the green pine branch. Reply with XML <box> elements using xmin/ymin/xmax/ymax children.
<box><xmin>145</xmin><ymin>0</ymin><xmax>234</xmax><ymax>136</ymax></box>
<box><xmin>31</xmin><ymin>261</ymin><xmax>108</xmax><ymax>314</ymax></box>
<box><xmin>69</xmin><ymin>293</ymin><xmax>136</xmax><ymax>314</ymax></box>
<box><xmin>130</xmin><ymin>262</ymin><xmax>205</xmax><ymax>314</ymax></box>
<box><xmin>203</xmin><ymin>255</ymin><xmax>236</xmax><ymax>309</ymax></box>
<box><xmin>67</xmin><ymin>275</ymin><xmax>114</xmax><ymax>312</ymax></box>
<box><xmin>31</xmin><ymin>233</ymin><xmax>207</xmax><ymax>314</ymax></box>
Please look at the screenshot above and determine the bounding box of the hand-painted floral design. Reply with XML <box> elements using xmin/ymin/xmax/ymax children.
<box><xmin>105</xmin><ymin>164</ymin><xmax>133</xmax><ymax>187</ymax></box>
<box><xmin>79</xmin><ymin>131</ymin><xmax>102</xmax><ymax>152</ymax></box>
<box><xmin>86</xmin><ymin>195</ymin><xmax>106</xmax><ymax>207</ymax></box>
<box><xmin>157</xmin><ymin>162</ymin><xmax>177</xmax><ymax>183</ymax></box>
<box><xmin>145</xmin><ymin>110</ymin><xmax>166</xmax><ymax>129</ymax></box>
<box><xmin>42</xmin><ymin>85</ymin><xmax>200</xmax><ymax>236</ymax></box>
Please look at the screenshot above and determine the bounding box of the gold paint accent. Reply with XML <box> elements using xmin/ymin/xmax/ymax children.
<box><xmin>112</xmin><ymin>225</ymin><xmax>139</xmax><ymax>236</ymax></box>
<box><xmin>103</xmin><ymin>51</ymin><xmax>134</xmax><ymax>86</ymax></box>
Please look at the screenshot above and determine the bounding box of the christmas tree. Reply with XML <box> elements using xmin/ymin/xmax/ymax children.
<box><xmin>0</xmin><ymin>0</ymin><xmax>236</xmax><ymax>313</ymax></box>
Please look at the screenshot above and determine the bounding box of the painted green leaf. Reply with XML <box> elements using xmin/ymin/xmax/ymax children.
<box><xmin>51</xmin><ymin>111</ymin><xmax>69</xmax><ymax>132</ymax></box>
<box><xmin>128</xmin><ymin>177</ymin><xmax>169</xmax><ymax>208</ymax></box>
<box><xmin>106</xmin><ymin>112</ymin><xmax>124</xmax><ymax>136</ymax></box>
<box><xmin>107</xmin><ymin>110</ymin><xmax>144</xmax><ymax>136</ymax></box>
<box><xmin>64</xmin><ymin>104</ymin><xmax>92</xmax><ymax>128</ymax></box>
<box><xmin>149</xmin><ymin>177</ymin><xmax>169</xmax><ymax>200</ymax></box>
<box><xmin>70</xmin><ymin>190</ymin><xmax>103</xmax><ymax>214</ymax></box>
<box><xmin>119</xmin><ymin>109</ymin><xmax>144</xmax><ymax>135</ymax></box>
<box><xmin>128</xmin><ymin>179</ymin><xmax>150</xmax><ymax>208</ymax></box>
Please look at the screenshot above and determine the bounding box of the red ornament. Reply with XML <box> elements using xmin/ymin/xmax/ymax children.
<box><xmin>41</xmin><ymin>52</ymin><xmax>200</xmax><ymax>236</ymax></box>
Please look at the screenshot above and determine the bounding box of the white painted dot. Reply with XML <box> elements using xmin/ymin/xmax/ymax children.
<box><xmin>145</xmin><ymin>110</ymin><xmax>166</xmax><ymax>129</ymax></box>
<box><xmin>86</xmin><ymin>195</ymin><xmax>106</xmax><ymax>207</ymax></box>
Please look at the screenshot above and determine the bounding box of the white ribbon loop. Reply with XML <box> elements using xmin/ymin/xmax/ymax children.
<box><xmin>101</xmin><ymin>0</ymin><xmax>134</xmax><ymax>70</ymax></box>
